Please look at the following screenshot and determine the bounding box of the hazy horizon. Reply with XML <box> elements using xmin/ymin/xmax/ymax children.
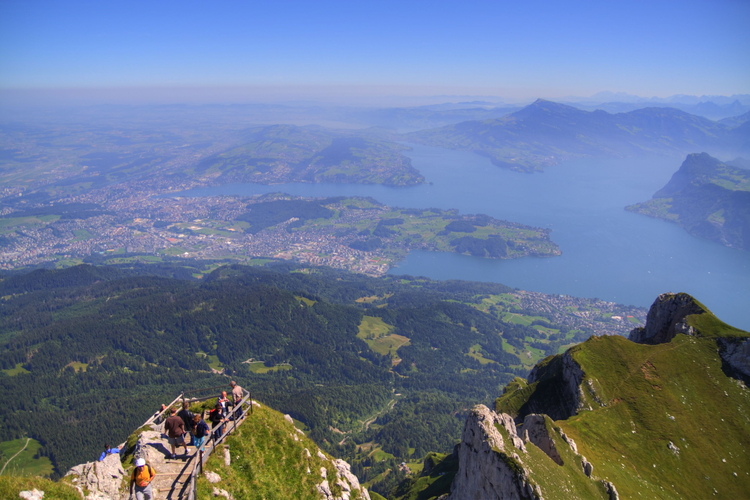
<box><xmin>2</xmin><ymin>0</ymin><xmax>749</xmax><ymax>107</ymax></box>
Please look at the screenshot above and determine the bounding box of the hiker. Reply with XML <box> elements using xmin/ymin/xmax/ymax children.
<box><xmin>177</xmin><ymin>401</ymin><xmax>195</xmax><ymax>446</ymax></box>
<box><xmin>192</xmin><ymin>413</ymin><xmax>211</xmax><ymax>452</ymax></box>
<box><xmin>218</xmin><ymin>391</ymin><xmax>231</xmax><ymax>416</ymax></box>
<box><xmin>164</xmin><ymin>406</ymin><xmax>188</xmax><ymax>459</ymax></box>
<box><xmin>208</xmin><ymin>401</ymin><xmax>227</xmax><ymax>439</ymax></box>
<box><xmin>98</xmin><ymin>443</ymin><xmax>120</xmax><ymax>461</ymax></box>
<box><xmin>230</xmin><ymin>381</ymin><xmax>244</xmax><ymax>418</ymax></box>
<box><xmin>153</xmin><ymin>404</ymin><xmax>167</xmax><ymax>424</ymax></box>
<box><xmin>130</xmin><ymin>457</ymin><xmax>156</xmax><ymax>500</ymax></box>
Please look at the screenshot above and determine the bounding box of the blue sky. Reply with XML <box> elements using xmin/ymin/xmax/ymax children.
<box><xmin>1</xmin><ymin>0</ymin><xmax>748</xmax><ymax>103</ymax></box>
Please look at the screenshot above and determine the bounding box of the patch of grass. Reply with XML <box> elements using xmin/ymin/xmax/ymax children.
<box><xmin>245</xmin><ymin>361</ymin><xmax>293</xmax><ymax>374</ymax></box>
<box><xmin>0</xmin><ymin>476</ymin><xmax>79</xmax><ymax>499</ymax></box>
<box><xmin>295</xmin><ymin>296</ymin><xmax>316</xmax><ymax>306</ymax></box>
<box><xmin>0</xmin><ymin>438</ymin><xmax>54</xmax><ymax>478</ymax></box>
<box><xmin>357</xmin><ymin>316</ymin><xmax>393</xmax><ymax>339</ymax></box>
<box><xmin>64</xmin><ymin>361</ymin><xmax>88</xmax><ymax>372</ymax></box>
<box><xmin>466</xmin><ymin>344</ymin><xmax>496</xmax><ymax>365</ymax></box>
<box><xmin>2</xmin><ymin>363</ymin><xmax>30</xmax><ymax>376</ymax></box>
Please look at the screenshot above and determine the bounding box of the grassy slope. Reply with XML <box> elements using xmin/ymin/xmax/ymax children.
<box><xmin>490</xmin><ymin>300</ymin><xmax>750</xmax><ymax>499</ymax></box>
<box><xmin>196</xmin><ymin>404</ymin><xmax>368</xmax><ymax>500</ymax></box>
<box><xmin>557</xmin><ymin>334</ymin><xmax>750</xmax><ymax>499</ymax></box>
<box><xmin>0</xmin><ymin>476</ymin><xmax>80</xmax><ymax>500</ymax></box>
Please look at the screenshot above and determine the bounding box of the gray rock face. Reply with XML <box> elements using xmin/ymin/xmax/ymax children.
<box><xmin>581</xmin><ymin>457</ymin><xmax>594</xmax><ymax>477</ymax></box>
<box><xmin>602</xmin><ymin>480</ymin><xmax>619</xmax><ymax>500</ymax></box>
<box><xmin>316</xmin><ymin>459</ymin><xmax>371</xmax><ymax>500</ymax></box>
<box><xmin>526</xmin><ymin>350</ymin><xmax>587</xmax><ymax>420</ymax></box>
<box><xmin>448</xmin><ymin>405</ymin><xmax>540</xmax><ymax>500</ymax></box>
<box><xmin>521</xmin><ymin>414</ymin><xmax>562</xmax><ymax>465</ymax></box>
<box><xmin>628</xmin><ymin>293</ymin><xmax>704</xmax><ymax>345</ymax></box>
<box><xmin>718</xmin><ymin>337</ymin><xmax>750</xmax><ymax>382</ymax></box>
<box><xmin>66</xmin><ymin>453</ymin><xmax>126</xmax><ymax>500</ymax></box>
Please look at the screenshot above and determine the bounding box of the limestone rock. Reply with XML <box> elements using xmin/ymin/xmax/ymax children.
<box><xmin>559</xmin><ymin>429</ymin><xmax>578</xmax><ymax>454</ymax></box>
<box><xmin>19</xmin><ymin>490</ymin><xmax>44</xmax><ymax>500</ymax></box>
<box><xmin>333</xmin><ymin>458</ymin><xmax>370</xmax><ymax>500</ymax></box>
<box><xmin>317</xmin><ymin>480</ymin><xmax>332</xmax><ymax>498</ymax></box>
<box><xmin>205</xmin><ymin>470</ymin><xmax>222</xmax><ymax>483</ymax></box>
<box><xmin>522</xmin><ymin>414</ymin><xmax>562</xmax><ymax>465</ymax></box>
<box><xmin>65</xmin><ymin>452</ymin><xmax>126</xmax><ymax>500</ymax></box>
<box><xmin>132</xmin><ymin>430</ymin><xmax>166</xmax><ymax>466</ymax></box>
<box><xmin>284</xmin><ymin>414</ymin><xmax>295</xmax><ymax>424</ymax></box>
<box><xmin>718</xmin><ymin>337</ymin><xmax>750</xmax><ymax>382</ymax></box>
<box><xmin>667</xmin><ymin>441</ymin><xmax>680</xmax><ymax>455</ymax></box>
<box><xmin>212</xmin><ymin>487</ymin><xmax>235</xmax><ymax>499</ymax></box>
<box><xmin>448</xmin><ymin>405</ymin><xmax>540</xmax><ymax>500</ymax></box>
<box><xmin>628</xmin><ymin>293</ymin><xmax>704</xmax><ymax>345</ymax></box>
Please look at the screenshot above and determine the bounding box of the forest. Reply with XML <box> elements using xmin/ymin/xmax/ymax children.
<box><xmin>0</xmin><ymin>262</ymin><xmax>631</xmax><ymax>492</ymax></box>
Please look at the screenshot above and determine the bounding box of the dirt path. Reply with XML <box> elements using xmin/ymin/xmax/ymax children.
<box><xmin>0</xmin><ymin>437</ymin><xmax>30</xmax><ymax>476</ymax></box>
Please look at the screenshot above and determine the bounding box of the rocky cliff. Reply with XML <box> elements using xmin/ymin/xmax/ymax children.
<box><xmin>447</xmin><ymin>405</ymin><xmax>612</xmax><ymax>500</ymax></box>
<box><xmin>627</xmin><ymin>292</ymin><xmax>705</xmax><ymax>344</ymax></box>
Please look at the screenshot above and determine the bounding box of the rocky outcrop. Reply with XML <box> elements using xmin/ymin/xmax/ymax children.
<box><xmin>66</xmin><ymin>452</ymin><xmax>126</xmax><ymax>500</ymax></box>
<box><xmin>316</xmin><ymin>457</ymin><xmax>370</xmax><ymax>500</ymax></box>
<box><xmin>628</xmin><ymin>293</ymin><xmax>705</xmax><ymax>344</ymax></box>
<box><xmin>521</xmin><ymin>414</ymin><xmax>562</xmax><ymax>466</ymax></box>
<box><xmin>524</xmin><ymin>350</ymin><xmax>587</xmax><ymax>421</ymax></box>
<box><xmin>718</xmin><ymin>337</ymin><xmax>750</xmax><ymax>382</ymax></box>
<box><xmin>448</xmin><ymin>405</ymin><xmax>540</xmax><ymax>500</ymax></box>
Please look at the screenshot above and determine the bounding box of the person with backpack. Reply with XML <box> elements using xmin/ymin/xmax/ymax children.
<box><xmin>192</xmin><ymin>413</ymin><xmax>211</xmax><ymax>452</ymax></box>
<box><xmin>130</xmin><ymin>457</ymin><xmax>156</xmax><ymax>500</ymax></box>
<box><xmin>208</xmin><ymin>401</ymin><xmax>227</xmax><ymax>439</ymax></box>
<box><xmin>177</xmin><ymin>401</ymin><xmax>195</xmax><ymax>446</ymax></box>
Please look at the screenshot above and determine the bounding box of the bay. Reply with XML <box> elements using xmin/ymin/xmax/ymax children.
<box><xmin>173</xmin><ymin>144</ymin><xmax>750</xmax><ymax>330</ymax></box>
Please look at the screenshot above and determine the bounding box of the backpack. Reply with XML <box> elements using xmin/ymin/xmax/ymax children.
<box><xmin>133</xmin><ymin>465</ymin><xmax>155</xmax><ymax>487</ymax></box>
<box><xmin>195</xmin><ymin>420</ymin><xmax>210</xmax><ymax>438</ymax></box>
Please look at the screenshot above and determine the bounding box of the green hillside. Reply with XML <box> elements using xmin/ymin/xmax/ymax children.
<box><xmin>196</xmin><ymin>404</ymin><xmax>369</xmax><ymax>500</ymax></box>
<box><xmin>627</xmin><ymin>152</ymin><xmax>750</xmax><ymax>250</ymax></box>
<box><xmin>492</xmin><ymin>299</ymin><xmax>750</xmax><ymax>499</ymax></box>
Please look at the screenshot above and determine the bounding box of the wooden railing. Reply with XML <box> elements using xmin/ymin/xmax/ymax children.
<box><xmin>182</xmin><ymin>388</ymin><xmax>253</xmax><ymax>500</ymax></box>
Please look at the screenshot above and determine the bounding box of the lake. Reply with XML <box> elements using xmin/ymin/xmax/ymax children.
<box><xmin>174</xmin><ymin>144</ymin><xmax>750</xmax><ymax>330</ymax></box>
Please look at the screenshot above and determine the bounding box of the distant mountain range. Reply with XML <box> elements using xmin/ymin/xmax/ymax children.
<box><xmin>626</xmin><ymin>152</ymin><xmax>750</xmax><ymax>250</ymax></box>
<box><xmin>407</xmin><ymin>99</ymin><xmax>750</xmax><ymax>172</ymax></box>
<box><xmin>567</xmin><ymin>99</ymin><xmax>750</xmax><ymax>121</ymax></box>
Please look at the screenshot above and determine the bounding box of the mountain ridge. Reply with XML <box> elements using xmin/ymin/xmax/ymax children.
<box><xmin>407</xmin><ymin>100</ymin><xmax>747</xmax><ymax>171</ymax></box>
<box><xmin>395</xmin><ymin>292</ymin><xmax>750</xmax><ymax>499</ymax></box>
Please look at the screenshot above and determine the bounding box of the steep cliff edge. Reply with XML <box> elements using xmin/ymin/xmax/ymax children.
<box><xmin>452</xmin><ymin>292</ymin><xmax>750</xmax><ymax>500</ymax></box>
